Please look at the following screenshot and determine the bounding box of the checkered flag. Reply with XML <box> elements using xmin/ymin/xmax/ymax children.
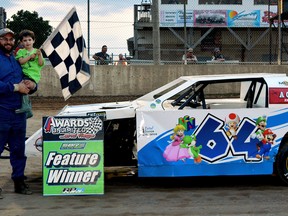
<box><xmin>41</xmin><ymin>7</ymin><xmax>90</xmax><ymax>100</ymax></box>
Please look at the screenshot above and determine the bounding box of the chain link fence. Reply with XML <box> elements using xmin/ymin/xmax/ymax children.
<box><xmin>132</xmin><ymin>1</ymin><xmax>286</xmax><ymax>64</ymax></box>
<box><xmin>2</xmin><ymin>0</ymin><xmax>287</xmax><ymax>65</ymax></box>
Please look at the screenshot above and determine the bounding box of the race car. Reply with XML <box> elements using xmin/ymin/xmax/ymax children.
<box><xmin>26</xmin><ymin>73</ymin><xmax>288</xmax><ymax>185</ymax></box>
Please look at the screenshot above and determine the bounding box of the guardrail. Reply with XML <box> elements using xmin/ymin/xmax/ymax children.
<box><xmin>44</xmin><ymin>58</ymin><xmax>285</xmax><ymax>66</ymax></box>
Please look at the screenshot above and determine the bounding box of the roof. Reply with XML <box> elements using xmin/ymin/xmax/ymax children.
<box><xmin>179</xmin><ymin>73</ymin><xmax>287</xmax><ymax>82</ymax></box>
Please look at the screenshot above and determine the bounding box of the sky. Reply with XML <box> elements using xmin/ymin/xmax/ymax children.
<box><xmin>1</xmin><ymin>0</ymin><xmax>142</xmax><ymax>59</ymax></box>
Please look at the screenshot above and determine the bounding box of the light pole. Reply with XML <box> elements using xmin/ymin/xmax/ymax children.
<box><xmin>152</xmin><ymin>0</ymin><xmax>161</xmax><ymax>65</ymax></box>
<box><xmin>87</xmin><ymin>0</ymin><xmax>90</xmax><ymax>58</ymax></box>
<box><xmin>277</xmin><ymin>0</ymin><xmax>282</xmax><ymax>65</ymax></box>
<box><xmin>183</xmin><ymin>0</ymin><xmax>187</xmax><ymax>65</ymax></box>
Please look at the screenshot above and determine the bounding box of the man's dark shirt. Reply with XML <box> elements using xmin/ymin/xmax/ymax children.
<box><xmin>95</xmin><ymin>52</ymin><xmax>110</xmax><ymax>65</ymax></box>
<box><xmin>0</xmin><ymin>49</ymin><xmax>23</xmax><ymax>110</ymax></box>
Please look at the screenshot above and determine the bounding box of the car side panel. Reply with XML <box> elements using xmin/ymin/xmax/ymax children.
<box><xmin>136</xmin><ymin>108</ymin><xmax>288</xmax><ymax>177</ymax></box>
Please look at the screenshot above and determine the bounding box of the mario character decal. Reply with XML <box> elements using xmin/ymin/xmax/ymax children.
<box><xmin>225</xmin><ymin>113</ymin><xmax>240</xmax><ymax>139</ymax></box>
<box><xmin>255</xmin><ymin>129</ymin><xmax>276</xmax><ymax>160</ymax></box>
<box><xmin>163</xmin><ymin>124</ymin><xmax>191</xmax><ymax>162</ymax></box>
<box><xmin>250</xmin><ymin>116</ymin><xmax>277</xmax><ymax>160</ymax></box>
<box><xmin>180</xmin><ymin>135</ymin><xmax>202</xmax><ymax>163</ymax></box>
<box><xmin>162</xmin><ymin>114</ymin><xmax>277</xmax><ymax>164</ymax></box>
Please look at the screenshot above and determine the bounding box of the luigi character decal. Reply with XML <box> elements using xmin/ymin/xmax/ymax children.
<box><xmin>250</xmin><ymin>116</ymin><xmax>276</xmax><ymax>160</ymax></box>
<box><xmin>250</xmin><ymin>115</ymin><xmax>267</xmax><ymax>142</ymax></box>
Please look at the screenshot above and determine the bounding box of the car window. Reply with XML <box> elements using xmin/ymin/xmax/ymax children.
<box><xmin>153</xmin><ymin>79</ymin><xmax>187</xmax><ymax>99</ymax></box>
<box><xmin>163</xmin><ymin>78</ymin><xmax>268</xmax><ymax>109</ymax></box>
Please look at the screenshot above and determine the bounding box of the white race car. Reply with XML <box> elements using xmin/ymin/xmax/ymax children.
<box><xmin>26</xmin><ymin>73</ymin><xmax>288</xmax><ymax>185</ymax></box>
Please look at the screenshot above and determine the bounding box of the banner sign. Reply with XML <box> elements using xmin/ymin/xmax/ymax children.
<box><xmin>42</xmin><ymin>114</ymin><xmax>105</xmax><ymax>196</ymax></box>
<box><xmin>194</xmin><ymin>10</ymin><xmax>227</xmax><ymax>27</ymax></box>
<box><xmin>160</xmin><ymin>10</ymin><xmax>193</xmax><ymax>27</ymax></box>
<box><xmin>159</xmin><ymin>8</ymin><xmax>284</xmax><ymax>27</ymax></box>
<box><xmin>227</xmin><ymin>10</ymin><xmax>260</xmax><ymax>27</ymax></box>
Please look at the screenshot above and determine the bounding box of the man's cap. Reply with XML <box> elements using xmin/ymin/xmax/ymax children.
<box><xmin>0</xmin><ymin>28</ymin><xmax>15</xmax><ymax>37</ymax></box>
<box><xmin>214</xmin><ymin>47</ymin><xmax>220</xmax><ymax>52</ymax></box>
<box><xmin>188</xmin><ymin>48</ymin><xmax>193</xmax><ymax>52</ymax></box>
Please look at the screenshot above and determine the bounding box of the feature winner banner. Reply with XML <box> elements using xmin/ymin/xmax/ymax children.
<box><xmin>42</xmin><ymin>114</ymin><xmax>105</xmax><ymax>196</ymax></box>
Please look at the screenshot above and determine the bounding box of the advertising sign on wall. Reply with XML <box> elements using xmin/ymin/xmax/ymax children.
<box><xmin>160</xmin><ymin>10</ymin><xmax>193</xmax><ymax>27</ymax></box>
<box><xmin>159</xmin><ymin>8</ymin><xmax>282</xmax><ymax>27</ymax></box>
<box><xmin>227</xmin><ymin>10</ymin><xmax>260</xmax><ymax>27</ymax></box>
<box><xmin>194</xmin><ymin>10</ymin><xmax>227</xmax><ymax>27</ymax></box>
<box><xmin>161</xmin><ymin>9</ymin><xmax>270</xmax><ymax>28</ymax></box>
<box><xmin>42</xmin><ymin>114</ymin><xmax>105</xmax><ymax>196</ymax></box>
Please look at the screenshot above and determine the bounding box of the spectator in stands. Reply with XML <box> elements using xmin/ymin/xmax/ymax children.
<box><xmin>92</xmin><ymin>45</ymin><xmax>111</xmax><ymax>65</ymax></box>
<box><xmin>182</xmin><ymin>48</ymin><xmax>198</xmax><ymax>64</ymax></box>
<box><xmin>212</xmin><ymin>47</ymin><xmax>225</xmax><ymax>61</ymax></box>
<box><xmin>114</xmin><ymin>53</ymin><xmax>127</xmax><ymax>66</ymax></box>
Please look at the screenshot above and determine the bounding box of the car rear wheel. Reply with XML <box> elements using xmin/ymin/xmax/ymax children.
<box><xmin>275</xmin><ymin>144</ymin><xmax>288</xmax><ymax>185</ymax></box>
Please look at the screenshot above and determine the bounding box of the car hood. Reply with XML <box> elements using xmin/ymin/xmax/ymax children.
<box><xmin>57</xmin><ymin>101</ymin><xmax>139</xmax><ymax>120</ymax></box>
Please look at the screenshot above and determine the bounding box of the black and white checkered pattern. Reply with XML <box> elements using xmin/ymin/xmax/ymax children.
<box><xmin>85</xmin><ymin>117</ymin><xmax>103</xmax><ymax>134</ymax></box>
<box><xmin>41</xmin><ymin>7</ymin><xmax>90</xmax><ymax>100</ymax></box>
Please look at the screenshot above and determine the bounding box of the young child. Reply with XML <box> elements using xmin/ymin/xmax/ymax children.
<box><xmin>15</xmin><ymin>30</ymin><xmax>45</xmax><ymax>116</ymax></box>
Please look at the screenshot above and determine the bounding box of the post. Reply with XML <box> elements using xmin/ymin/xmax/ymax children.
<box><xmin>152</xmin><ymin>0</ymin><xmax>161</xmax><ymax>65</ymax></box>
<box><xmin>269</xmin><ymin>0</ymin><xmax>272</xmax><ymax>64</ymax></box>
<box><xmin>134</xmin><ymin>5</ymin><xmax>139</xmax><ymax>59</ymax></box>
<box><xmin>184</xmin><ymin>0</ymin><xmax>187</xmax><ymax>65</ymax></box>
<box><xmin>277</xmin><ymin>0</ymin><xmax>282</xmax><ymax>65</ymax></box>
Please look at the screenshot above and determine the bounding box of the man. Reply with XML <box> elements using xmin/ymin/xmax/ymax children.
<box><xmin>182</xmin><ymin>48</ymin><xmax>197</xmax><ymax>64</ymax></box>
<box><xmin>114</xmin><ymin>53</ymin><xmax>127</xmax><ymax>66</ymax></box>
<box><xmin>212</xmin><ymin>47</ymin><xmax>225</xmax><ymax>61</ymax></box>
<box><xmin>92</xmin><ymin>45</ymin><xmax>111</xmax><ymax>65</ymax></box>
<box><xmin>0</xmin><ymin>28</ymin><xmax>37</xmax><ymax>196</ymax></box>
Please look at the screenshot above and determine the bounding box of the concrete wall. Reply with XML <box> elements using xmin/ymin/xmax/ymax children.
<box><xmin>32</xmin><ymin>64</ymin><xmax>288</xmax><ymax>98</ymax></box>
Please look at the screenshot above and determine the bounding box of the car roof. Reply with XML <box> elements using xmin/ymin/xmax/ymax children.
<box><xmin>137</xmin><ymin>73</ymin><xmax>287</xmax><ymax>102</ymax></box>
<box><xmin>179</xmin><ymin>73</ymin><xmax>287</xmax><ymax>82</ymax></box>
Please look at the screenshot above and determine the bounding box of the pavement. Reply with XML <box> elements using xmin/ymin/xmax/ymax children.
<box><xmin>0</xmin><ymin>104</ymin><xmax>142</xmax><ymax>216</ymax></box>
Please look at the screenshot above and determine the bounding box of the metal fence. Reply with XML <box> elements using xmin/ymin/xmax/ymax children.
<box><xmin>3</xmin><ymin>1</ymin><xmax>287</xmax><ymax>64</ymax></box>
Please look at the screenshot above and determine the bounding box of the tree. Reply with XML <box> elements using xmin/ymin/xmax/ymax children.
<box><xmin>6</xmin><ymin>10</ymin><xmax>52</xmax><ymax>48</ymax></box>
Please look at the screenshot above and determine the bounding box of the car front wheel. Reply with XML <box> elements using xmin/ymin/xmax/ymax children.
<box><xmin>276</xmin><ymin>144</ymin><xmax>288</xmax><ymax>185</ymax></box>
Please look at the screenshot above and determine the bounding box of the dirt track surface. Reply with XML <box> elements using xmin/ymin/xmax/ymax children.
<box><xmin>1</xmin><ymin>96</ymin><xmax>288</xmax><ymax>216</ymax></box>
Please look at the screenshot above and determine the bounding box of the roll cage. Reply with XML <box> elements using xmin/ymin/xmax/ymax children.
<box><xmin>170</xmin><ymin>78</ymin><xmax>268</xmax><ymax>110</ymax></box>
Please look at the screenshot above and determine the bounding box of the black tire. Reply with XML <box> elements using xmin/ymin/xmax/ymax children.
<box><xmin>275</xmin><ymin>144</ymin><xmax>288</xmax><ymax>185</ymax></box>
